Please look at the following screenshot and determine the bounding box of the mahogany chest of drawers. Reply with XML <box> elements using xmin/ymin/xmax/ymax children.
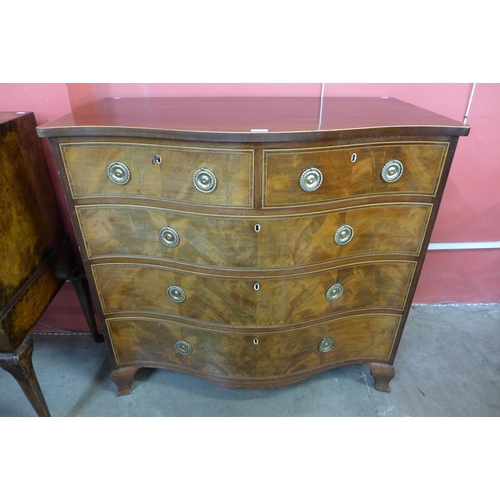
<box><xmin>37</xmin><ymin>97</ymin><xmax>469</xmax><ymax>395</ymax></box>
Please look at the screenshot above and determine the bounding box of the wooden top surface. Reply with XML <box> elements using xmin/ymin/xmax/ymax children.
<box><xmin>0</xmin><ymin>112</ymin><xmax>30</xmax><ymax>127</ymax></box>
<box><xmin>36</xmin><ymin>97</ymin><xmax>470</xmax><ymax>141</ymax></box>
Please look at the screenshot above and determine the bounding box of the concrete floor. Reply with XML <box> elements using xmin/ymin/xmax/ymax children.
<box><xmin>1</xmin><ymin>304</ymin><xmax>499</xmax><ymax>417</ymax></box>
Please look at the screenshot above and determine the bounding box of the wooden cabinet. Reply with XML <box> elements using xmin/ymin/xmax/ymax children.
<box><xmin>37</xmin><ymin>97</ymin><xmax>469</xmax><ymax>395</ymax></box>
<box><xmin>0</xmin><ymin>112</ymin><xmax>101</xmax><ymax>416</ymax></box>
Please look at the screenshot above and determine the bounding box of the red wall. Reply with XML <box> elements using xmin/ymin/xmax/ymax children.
<box><xmin>0</xmin><ymin>83</ymin><xmax>498</xmax><ymax>333</ymax></box>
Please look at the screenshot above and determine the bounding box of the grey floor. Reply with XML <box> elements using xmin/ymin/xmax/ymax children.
<box><xmin>1</xmin><ymin>304</ymin><xmax>499</xmax><ymax>417</ymax></box>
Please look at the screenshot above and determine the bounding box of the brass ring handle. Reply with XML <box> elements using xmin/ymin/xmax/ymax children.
<box><xmin>334</xmin><ymin>224</ymin><xmax>354</xmax><ymax>245</ymax></box>
<box><xmin>193</xmin><ymin>167</ymin><xmax>217</xmax><ymax>193</ymax></box>
<box><xmin>318</xmin><ymin>337</ymin><xmax>335</xmax><ymax>353</ymax></box>
<box><xmin>299</xmin><ymin>167</ymin><xmax>323</xmax><ymax>192</ymax></box>
<box><xmin>175</xmin><ymin>340</ymin><xmax>192</xmax><ymax>355</ymax></box>
<box><xmin>107</xmin><ymin>161</ymin><xmax>131</xmax><ymax>185</ymax></box>
<box><xmin>167</xmin><ymin>285</ymin><xmax>186</xmax><ymax>303</ymax></box>
<box><xmin>381</xmin><ymin>159</ymin><xmax>404</xmax><ymax>183</ymax></box>
<box><xmin>159</xmin><ymin>227</ymin><xmax>180</xmax><ymax>247</ymax></box>
<box><xmin>326</xmin><ymin>283</ymin><xmax>343</xmax><ymax>301</ymax></box>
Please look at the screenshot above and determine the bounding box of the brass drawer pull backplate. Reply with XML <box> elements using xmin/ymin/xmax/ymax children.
<box><xmin>326</xmin><ymin>283</ymin><xmax>344</xmax><ymax>301</ymax></box>
<box><xmin>107</xmin><ymin>161</ymin><xmax>131</xmax><ymax>185</ymax></box>
<box><xmin>318</xmin><ymin>337</ymin><xmax>335</xmax><ymax>353</ymax></box>
<box><xmin>300</xmin><ymin>167</ymin><xmax>323</xmax><ymax>192</ymax></box>
<box><xmin>167</xmin><ymin>285</ymin><xmax>186</xmax><ymax>303</ymax></box>
<box><xmin>175</xmin><ymin>340</ymin><xmax>192</xmax><ymax>355</ymax></box>
<box><xmin>381</xmin><ymin>159</ymin><xmax>404</xmax><ymax>183</ymax></box>
<box><xmin>334</xmin><ymin>224</ymin><xmax>354</xmax><ymax>245</ymax></box>
<box><xmin>159</xmin><ymin>227</ymin><xmax>180</xmax><ymax>247</ymax></box>
<box><xmin>193</xmin><ymin>167</ymin><xmax>217</xmax><ymax>193</ymax></box>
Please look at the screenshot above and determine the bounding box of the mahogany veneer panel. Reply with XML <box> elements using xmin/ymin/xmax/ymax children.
<box><xmin>107</xmin><ymin>314</ymin><xmax>401</xmax><ymax>386</ymax></box>
<box><xmin>61</xmin><ymin>142</ymin><xmax>254</xmax><ymax>207</ymax></box>
<box><xmin>263</xmin><ymin>141</ymin><xmax>448</xmax><ymax>207</ymax></box>
<box><xmin>92</xmin><ymin>260</ymin><xmax>415</xmax><ymax>325</ymax></box>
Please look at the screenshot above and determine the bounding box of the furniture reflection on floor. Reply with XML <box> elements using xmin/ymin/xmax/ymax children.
<box><xmin>0</xmin><ymin>111</ymin><xmax>102</xmax><ymax>417</ymax></box>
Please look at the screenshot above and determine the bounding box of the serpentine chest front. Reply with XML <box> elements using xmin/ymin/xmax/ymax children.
<box><xmin>38</xmin><ymin>97</ymin><xmax>469</xmax><ymax>395</ymax></box>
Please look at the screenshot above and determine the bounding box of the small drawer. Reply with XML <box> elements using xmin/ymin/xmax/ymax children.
<box><xmin>60</xmin><ymin>142</ymin><xmax>254</xmax><ymax>207</ymax></box>
<box><xmin>77</xmin><ymin>202</ymin><xmax>432</xmax><ymax>267</ymax></box>
<box><xmin>92</xmin><ymin>261</ymin><xmax>415</xmax><ymax>326</ymax></box>
<box><xmin>107</xmin><ymin>314</ymin><xmax>401</xmax><ymax>379</ymax></box>
<box><xmin>263</xmin><ymin>141</ymin><xmax>448</xmax><ymax>207</ymax></box>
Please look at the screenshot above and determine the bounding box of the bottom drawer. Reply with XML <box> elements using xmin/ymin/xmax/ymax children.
<box><xmin>107</xmin><ymin>314</ymin><xmax>401</xmax><ymax>382</ymax></box>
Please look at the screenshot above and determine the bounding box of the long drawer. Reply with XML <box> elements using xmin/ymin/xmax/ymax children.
<box><xmin>60</xmin><ymin>142</ymin><xmax>254</xmax><ymax>207</ymax></box>
<box><xmin>107</xmin><ymin>314</ymin><xmax>401</xmax><ymax>379</ymax></box>
<box><xmin>92</xmin><ymin>260</ymin><xmax>415</xmax><ymax>325</ymax></box>
<box><xmin>263</xmin><ymin>141</ymin><xmax>448</xmax><ymax>207</ymax></box>
<box><xmin>77</xmin><ymin>203</ymin><xmax>432</xmax><ymax>267</ymax></box>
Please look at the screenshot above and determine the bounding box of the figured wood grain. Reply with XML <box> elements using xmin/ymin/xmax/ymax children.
<box><xmin>0</xmin><ymin>113</ymin><xmax>64</xmax><ymax>309</ymax></box>
<box><xmin>77</xmin><ymin>205</ymin><xmax>258</xmax><ymax>267</ymax></box>
<box><xmin>0</xmin><ymin>238</ymin><xmax>74</xmax><ymax>353</ymax></box>
<box><xmin>264</xmin><ymin>142</ymin><xmax>448</xmax><ymax>207</ymax></box>
<box><xmin>92</xmin><ymin>260</ymin><xmax>414</xmax><ymax>325</ymax></box>
<box><xmin>61</xmin><ymin>142</ymin><xmax>253</xmax><ymax>207</ymax></box>
<box><xmin>77</xmin><ymin>203</ymin><xmax>431</xmax><ymax>267</ymax></box>
<box><xmin>107</xmin><ymin>314</ymin><xmax>400</xmax><ymax>380</ymax></box>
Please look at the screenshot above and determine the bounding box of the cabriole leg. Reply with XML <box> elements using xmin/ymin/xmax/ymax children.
<box><xmin>0</xmin><ymin>336</ymin><xmax>51</xmax><ymax>417</ymax></box>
